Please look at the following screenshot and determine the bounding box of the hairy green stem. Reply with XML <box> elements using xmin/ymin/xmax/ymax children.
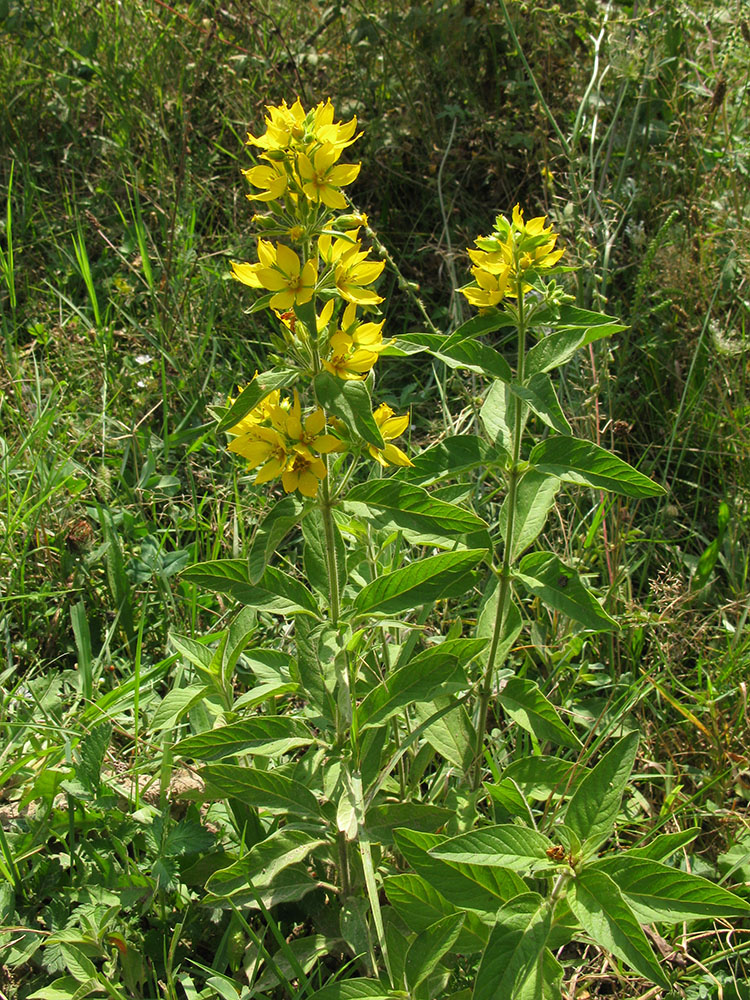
<box><xmin>472</xmin><ymin>286</ymin><xmax>527</xmax><ymax>790</ymax></box>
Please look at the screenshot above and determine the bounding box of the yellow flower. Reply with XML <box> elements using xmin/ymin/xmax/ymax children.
<box><xmin>334</xmin><ymin>244</ymin><xmax>385</xmax><ymax>305</ymax></box>
<box><xmin>462</xmin><ymin>265</ymin><xmax>511</xmax><ymax>308</ymax></box>
<box><xmin>281</xmin><ymin>450</ymin><xmax>327</xmax><ymax>498</ymax></box>
<box><xmin>297</xmin><ymin>143</ymin><xmax>361</xmax><ymax>209</ymax></box>
<box><xmin>242</xmin><ymin>162</ymin><xmax>288</xmax><ymax>202</ymax></box>
<box><xmin>460</xmin><ymin>205</ymin><xmax>564</xmax><ymax>308</ymax></box>
<box><xmin>367</xmin><ymin>404</ymin><xmax>412</xmax><ymax>467</ymax></box>
<box><xmin>231</xmin><ymin>260</ymin><xmax>264</xmax><ymax>288</ymax></box>
<box><xmin>255</xmin><ymin>242</ymin><xmax>317</xmax><ymax>310</ymax></box>
<box><xmin>246</xmin><ymin>98</ymin><xmax>360</xmax><ymax>161</ymax></box>
<box><xmin>228</xmin><ymin>424</ymin><xmax>289</xmax><ymax>485</ymax></box>
<box><xmin>338</xmin><ymin>302</ymin><xmax>388</xmax><ymax>352</ymax></box>
<box><xmin>323</xmin><ymin>333</ymin><xmax>379</xmax><ymax>380</ymax></box>
<box><xmin>246</xmin><ymin>98</ymin><xmax>306</xmax><ymax>153</ymax></box>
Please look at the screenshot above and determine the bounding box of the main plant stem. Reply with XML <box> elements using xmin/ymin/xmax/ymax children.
<box><xmin>472</xmin><ymin>286</ymin><xmax>527</xmax><ymax>790</ymax></box>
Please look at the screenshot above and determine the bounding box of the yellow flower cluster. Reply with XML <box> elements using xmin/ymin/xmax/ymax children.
<box><xmin>231</xmin><ymin>229</ymin><xmax>385</xmax><ymax>314</ymax></box>
<box><xmin>227</xmin><ymin>390</ymin><xmax>344</xmax><ymax>498</ymax></box>
<box><xmin>226</xmin><ymin>99</ymin><xmax>412</xmax><ymax>495</ymax></box>
<box><xmin>243</xmin><ymin>98</ymin><xmax>361</xmax><ymax>211</ymax></box>
<box><xmin>461</xmin><ymin>205</ymin><xmax>564</xmax><ymax>308</ymax></box>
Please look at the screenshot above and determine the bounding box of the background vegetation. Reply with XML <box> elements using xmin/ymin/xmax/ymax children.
<box><xmin>0</xmin><ymin>0</ymin><xmax>749</xmax><ymax>997</ymax></box>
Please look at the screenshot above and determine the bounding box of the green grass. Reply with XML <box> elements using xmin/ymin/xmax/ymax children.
<box><xmin>1</xmin><ymin>0</ymin><xmax>749</xmax><ymax>997</ymax></box>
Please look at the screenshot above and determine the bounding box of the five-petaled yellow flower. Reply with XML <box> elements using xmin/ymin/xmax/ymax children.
<box><xmin>368</xmin><ymin>404</ymin><xmax>413</xmax><ymax>468</ymax></box>
<box><xmin>255</xmin><ymin>241</ymin><xmax>317</xmax><ymax>310</ymax></box>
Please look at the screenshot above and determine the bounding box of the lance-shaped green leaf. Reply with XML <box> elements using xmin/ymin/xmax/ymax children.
<box><xmin>388</xmin><ymin>332</ymin><xmax>512</xmax><ymax>382</ymax></box>
<box><xmin>502</xmin><ymin>756</ymin><xmax>583</xmax><ymax>800</ymax></box>
<box><xmin>429</xmin><ymin>825</ymin><xmax>555</xmax><ymax>873</ymax></box>
<box><xmin>313</xmin><ymin>371</ymin><xmax>384</xmax><ymax>449</ymax></box>
<box><xmin>218</xmin><ymin>368</ymin><xmax>299</xmax><ymax>433</ymax></box>
<box><xmin>448</xmin><ymin>311</ymin><xmax>517</xmax><ymax>341</ymax></box>
<box><xmin>384</xmin><ymin>873</ymin><xmax>491</xmax><ymax>953</ymax></box>
<box><xmin>481</xmin><ymin>380</ymin><xmax>528</xmax><ymax>453</ymax></box>
<box><xmin>151</xmin><ymin>683</ymin><xmax>212</xmax><ymax>731</ymax></box>
<box><xmin>569</xmin><ymin>869</ymin><xmax>670</xmax><ymax>989</ymax></box>
<box><xmin>515</xmin><ymin>948</ymin><xmax>563</xmax><ymax>1000</ymax></box>
<box><xmin>248</xmin><ymin>495</ymin><xmax>310</xmax><ymax>583</ymax></box>
<box><xmin>498</xmin><ymin>677</ymin><xmax>582</xmax><ymax>750</ymax></box>
<box><xmin>405</xmin><ymin>913</ymin><xmax>465</xmax><ymax>991</ymax></box>
<box><xmin>221</xmin><ymin>606</ymin><xmax>257</xmax><ymax>691</ymax></box>
<box><xmin>202</xmin><ymin>764</ymin><xmax>320</xmax><ymax>818</ymax></box>
<box><xmin>435</xmin><ymin>338</ymin><xmax>512</xmax><ymax>382</ymax></box>
<box><xmin>592</xmin><ymin>856</ymin><xmax>750</xmax><ymax>923</ymax></box>
<box><xmin>476</xmin><ymin>587</ymin><xmax>523</xmax><ymax>668</ymax></box>
<box><xmin>625</xmin><ymin>826</ymin><xmax>700</xmax><ymax>862</ymax></box>
<box><xmin>565</xmin><ymin>731</ymin><xmax>639</xmax><ymax>856</ymax></box>
<box><xmin>346</xmin><ymin>480</ymin><xmax>489</xmax><ymax>545</ymax></box>
<box><xmin>306</xmin><ymin>980</ymin><xmax>400</xmax><ymax>1000</ymax></box>
<box><xmin>526</xmin><ymin>308</ymin><xmax>625</xmax><ymax>377</ymax></box>
<box><xmin>517</xmin><ymin>551</ymin><xmax>617</xmax><ymax>631</ymax></box>
<box><xmin>499</xmin><ymin>471</ymin><xmax>560</xmax><ymax>560</ymax></box>
<box><xmin>357</xmin><ymin>638</ymin><xmax>483</xmax><ymax>730</ymax></box>
<box><xmin>181</xmin><ymin>560</ymin><xmax>319</xmax><ymax>616</ymax></box>
<box><xmin>413</xmin><ymin>698</ymin><xmax>474</xmax><ymax>771</ymax></box>
<box><xmin>353</xmin><ymin>549</ymin><xmax>486</xmax><ymax>618</ymax></box>
<box><xmin>175</xmin><ymin>716</ymin><xmax>315</xmax><ymax>761</ymax></box>
<box><xmin>529</xmin><ymin>437</ymin><xmax>665</xmax><ymax>498</ymax></box>
<box><xmin>402</xmin><ymin>434</ymin><xmax>504</xmax><ymax>485</ymax></box>
<box><xmin>509</xmin><ymin>374</ymin><xmax>571</xmax><ymax>434</ymax></box>
<box><xmin>473</xmin><ymin>893</ymin><xmax>552</xmax><ymax>1000</ymax></box>
<box><xmin>206</xmin><ymin>828</ymin><xmax>326</xmax><ymax>903</ymax></box>
<box><xmin>394</xmin><ymin>828</ymin><xmax>526</xmax><ymax>913</ymax></box>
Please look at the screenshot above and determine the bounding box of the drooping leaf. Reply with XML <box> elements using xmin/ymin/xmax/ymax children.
<box><xmin>517</xmin><ymin>551</ymin><xmax>617</xmax><ymax>632</ymax></box>
<box><xmin>202</xmin><ymin>764</ymin><xmax>320</xmax><ymax>818</ymax></box>
<box><xmin>175</xmin><ymin>717</ymin><xmax>315</xmax><ymax>761</ymax></box>
<box><xmin>564</xmin><ymin>731</ymin><xmax>639</xmax><ymax>856</ymax></box>
<box><xmin>248</xmin><ymin>495</ymin><xmax>309</xmax><ymax>583</ymax></box>
<box><xmin>472</xmin><ymin>893</ymin><xmax>551</xmax><ymax>1000</ymax></box>
<box><xmin>568</xmin><ymin>869</ymin><xmax>670</xmax><ymax>989</ymax></box>
<box><xmin>498</xmin><ymin>677</ymin><xmax>582</xmax><ymax>750</ymax></box>
<box><xmin>181</xmin><ymin>560</ymin><xmax>319</xmax><ymax>616</ymax></box>
<box><xmin>365</xmin><ymin>802</ymin><xmax>454</xmax><ymax>844</ymax></box>
<box><xmin>499</xmin><ymin>471</ymin><xmax>560</xmax><ymax>560</ymax></box>
<box><xmin>529</xmin><ymin>437</ymin><xmax>665</xmax><ymax>498</ymax></box>
<box><xmin>218</xmin><ymin>368</ymin><xmax>299</xmax><ymax>433</ymax></box>
<box><xmin>358</xmin><ymin>638</ymin><xmax>485</xmax><ymax>730</ymax></box>
<box><xmin>481</xmin><ymin>381</ymin><xmax>527</xmax><ymax>453</ymax></box>
<box><xmin>394</xmin><ymin>828</ymin><xmax>526</xmax><ymax>913</ymax></box>
<box><xmin>346</xmin><ymin>479</ymin><xmax>489</xmax><ymax>547</ymax></box>
<box><xmin>313</xmin><ymin>372</ymin><xmax>384</xmax><ymax>449</ymax></box>
<box><xmin>384</xmin><ymin>873</ymin><xmax>491</xmax><ymax>953</ymax></box>
<box><xmin>502</xmin><ymin>756</ymin><xmax>583</xmax><ymax>800</ymax></box>
<box><xmin>593</xmin><ymin>856</ymin><xmax>750</xmax><ymax>923</ymax></box>
<box><xmin>402</xmin><ymin>434</ymin><xmax>504</xmax><ymax>485</ymax></box>
<box><xmin>509</xmin><ymin>374</ymin><xmax>571</xmax><ymax>435</ymax></box>
<box><xmin>151</xmin><ymin>683</ymin><xmax>212</xmax><ymax>731</ymax></box>
<box><xmin>429</xmin><ymin>825</ymin><xmax>555</xmax><ymax>873</ymax></box>
<box><xmin>412</xmin><ymin>699</ymin><xmax>474</xmax><ymax>771</ymax></box>
<box><xmin>206</xmin><ymin>828</ymin><xmax>327</xmax><ymax>905</ymax></box>
<box><xmin>405</xmin><ymin>914</ymin><xmax>466</xmax><ymax>991</ymax></box>
<box><xmin>353</xmin><ymin>549</ymin><xmax>486</xmax><ymax>618</ymax></box>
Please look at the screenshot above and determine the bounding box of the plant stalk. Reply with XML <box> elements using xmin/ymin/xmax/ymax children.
<box><xmin>472</xmin><ymin>283</ymin><xmax>527</xmax><ymax>790</ymax></box>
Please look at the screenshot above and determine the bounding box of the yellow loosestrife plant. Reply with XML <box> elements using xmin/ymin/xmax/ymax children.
<box><xmin>171</xmin><ymin>100</ymin><xmax>750</xmax><ymax>999</ymax></box>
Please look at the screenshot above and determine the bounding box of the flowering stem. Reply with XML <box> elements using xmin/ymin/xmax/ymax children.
<box><xmin>472</xmin><ymin>285</ymin><xmax>527</xmax><ymax>791</ymax></box>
